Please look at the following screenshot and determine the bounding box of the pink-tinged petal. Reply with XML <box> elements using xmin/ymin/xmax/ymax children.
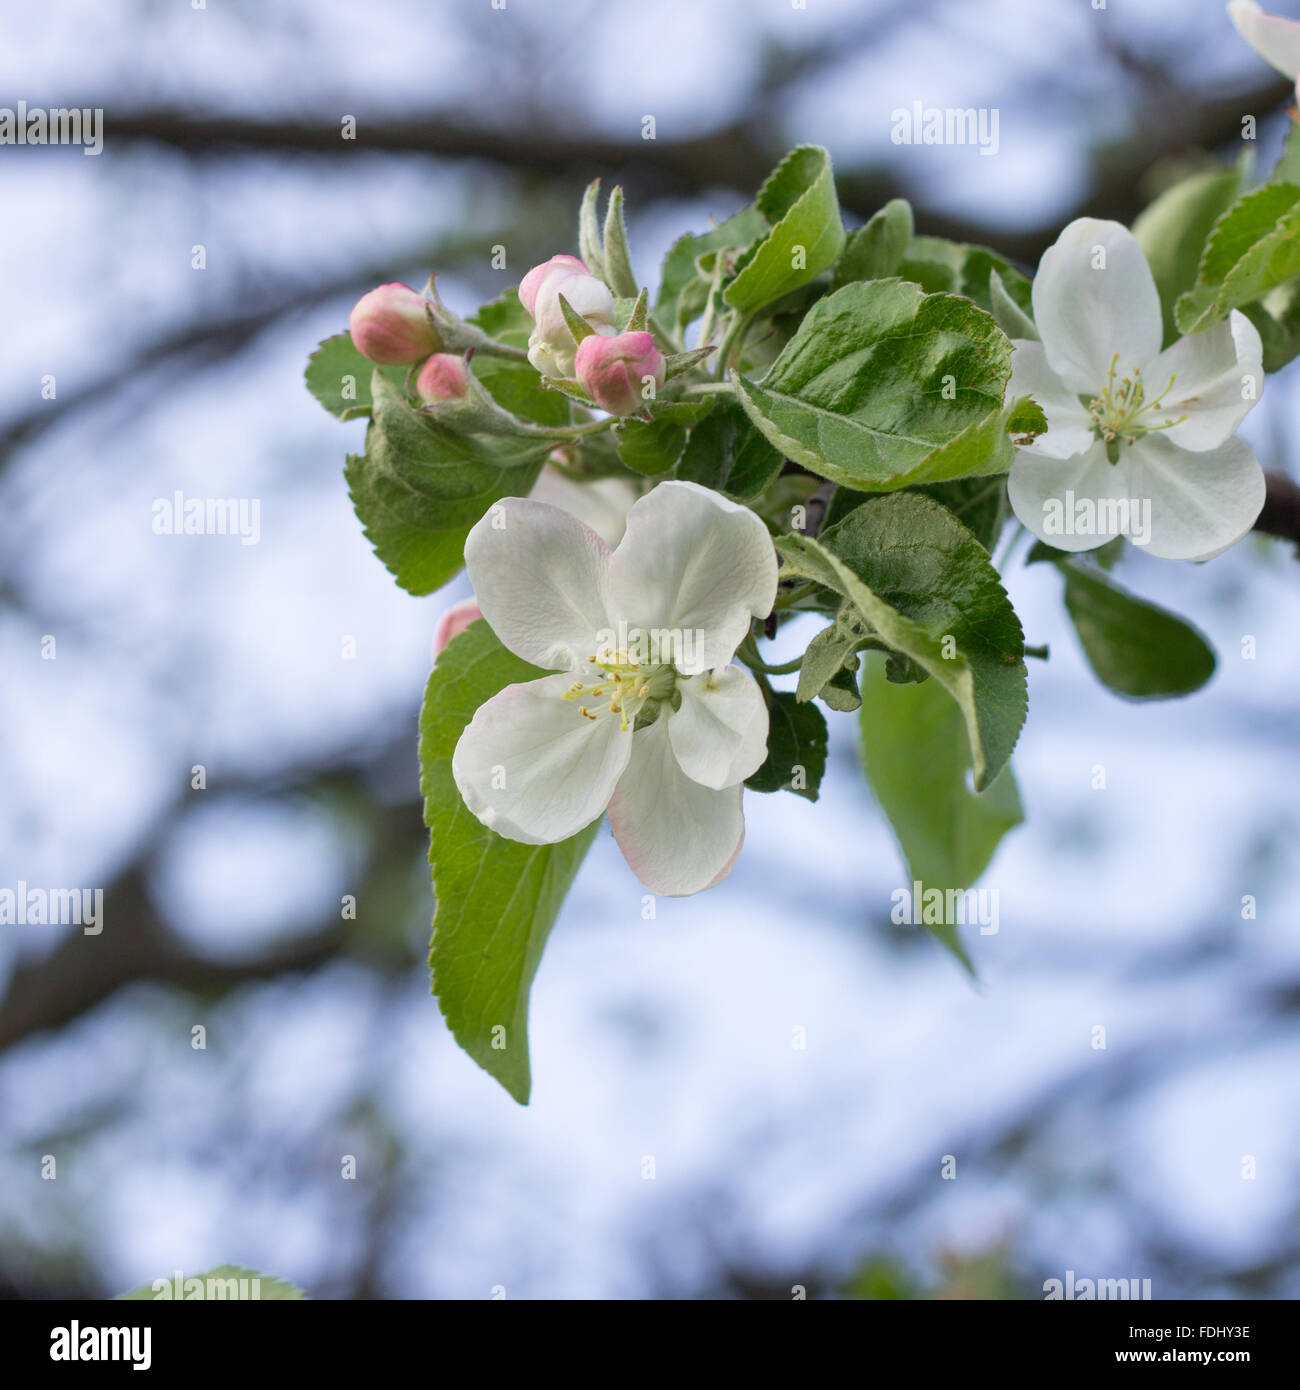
<box><xmin>532</xmin><ymin>270</ymin><xmax>616</xmax><ymax>343</ymax></box>
<box><xmin>1007</xmin><ymin>339</ymin><xmax>1096</xmax><ymax>459</ymax></box>
<box><xmin>668</xmin><ymin>667</ymin><xmax>769</xmax><ymax>789</ymax></box>
<box><xmin>451</xmin><ymin>673</ymin><xmax>632</xmax><ymax>844</ymax></box>
<box><xmin>1146</xmin><ymin>311</ymin><xmax>1263</xmax><ymax>452</ymax></box>
<box><xmin>1032</xmin><ymin>219</ymin><xmax>1163</xmax><ymax>394</ymax></box>
<box><xmin>433</xmin><ymin>597</ymin><xmax>482</xmax><ymax>658</ymax></box>
<box><xmin>1229</xmin><ymin>1</ymin><xmax>1300</xmax><ymax>79</ymax></box>
<box><xmin>463</xmin><ymin>498</ymin><xmax>613</xmax><ymax>670</ymax></box>
<box><xmin>607</xmin><ymin>716</ymin><xmax>745</xmax><ymax>895</ymax></box>
<box><xmin>518</xmin><ymin>255</ymin><xmax>589</xmax><ymax>318</ymax></box>
<box><xmin>608</xmin><ymin>481</ymin><xmax>778</xmax><ymax>675</ymax></box>
<box><xmin>1126</xmin><ymin>433</ymin><xmax>1266</xmax><ymax>561</ymax></box>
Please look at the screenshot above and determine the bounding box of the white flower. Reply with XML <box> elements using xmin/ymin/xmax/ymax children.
<box><xmin>431</xmin><ymin>466</ymin><xmax>638</xmax><ymax>659</ymax></box>
<box><xmin>1228</xmin><ymin>1</ymin><xmax>1300</xmax><ymax>97</ymax></box>
<box><xmin>451</xmin><ymin>480</ymin><xmax>778</xmax><ymax>896</ymax></box>
<box><xmin>1007</xmin><ymin>218</ymin><xmax>1266</xmax><ymax>561</ymax></box>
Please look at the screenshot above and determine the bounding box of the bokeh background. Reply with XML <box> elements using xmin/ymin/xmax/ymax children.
<box><xmin>2</xmin><ymin>0</ymin><xmax>1299</xmax><ymax>1300</ymax></box>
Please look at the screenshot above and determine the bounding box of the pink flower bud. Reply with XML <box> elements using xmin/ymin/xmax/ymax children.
<box><xmin>433</xmin><ymin>597</ymin><xmax>483</xmax><ymax>658</ymax></box>
<box><xmin>349</xmin><ymin>283</ymin><xmax>439</xmax><ymax>365</ymax></box>
<box><xmin>518</xmin><ymin>255</ymin><xmax>589</xmax><ymax>318</ymax></box>
<box><xmin>574</xmin><ymin>331</ymin><xmax>666</xmax><ymax>417</ymax></box>
<box><xmin>415</xmin><ymin>353</ymin><xmax>470</xmax><ymax>403</ymax></box>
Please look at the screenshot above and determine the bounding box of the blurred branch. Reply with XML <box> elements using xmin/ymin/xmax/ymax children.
<box><xmin>1255</xmin><ymin>470</ymin><xmax>1300</xmax><ymax>550</ymax></box>
<box><xmin>0</xmin><ymin>231</ymin><xmax>512</xmax><ymax>466</ymax></box>
<box><xmin>93</xmin><ymin>71</ymin><xmax>1292</xmax><ymax>266</ymax></box>
<box><xmin>0</xmin><ymin>737</ymin><xmax>427</xmax><ymax>1055</ymax></box>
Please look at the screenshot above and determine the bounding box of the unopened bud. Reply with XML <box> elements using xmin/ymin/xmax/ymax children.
<box><xmin>415</xmin><ymin>353</ymin><xmax>471</xmax><ymax>403</ymax></box>
<box><xmin>433</xmin><ymin>597</ymin><xmax>483</xmax><ymax>657</ymax></box>
<box><xmin>574</xmin><ymin>331</ymin><xmax>666</xmax><ymax>417</ymax></box>
<box><xmin>349</xmin><ymin>283</ymin><xmax>440</xmax><ymax>365</ymax></box>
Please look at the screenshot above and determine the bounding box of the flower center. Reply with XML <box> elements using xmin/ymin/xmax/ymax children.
<box><xmin>563</xmin><ymin>647</ymin><xmax>678</xmax><ymax>731</ymax></box>
<box><xmin>1086</xmin><ymin>353</ymin><xmax>1185</xmax><ymax>463</ymax></box>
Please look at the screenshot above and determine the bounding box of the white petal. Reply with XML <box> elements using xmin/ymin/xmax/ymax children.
<box><xmin>1229</xmin><ymin>0</ymin><xmax>1300</xmax><ymax>79</ymax></box>
<box><xmin>607</xmin><ymin>480</ymin><xmax>778</xmax><ymax>675</ymax></box>
<box><xmin>1146</xmin><ymin>310</ymin><xmax>1263</xmax><ymax>452</ymax></box>
<box><xmin>1125</xmin><ymin>433</ymin><xmax>1266</xmax><ymax>561</ymax></box>
<box><xmin>607</xmin><ymin>716</ymin><xmax>745</xmax><ymax>895</ymax></box>
<box><xmin>1007</xmin><ymin>439</ymin><xmax>1135</xmax><ymax>552</ymax></box>
<box><xmin>1032</xmin><ymin>219</ymin><xmax>1163</xmax><ymax>394</ymax></box>
<box><xmin>1007</xmin><ymin>339</ymin><xmax>1095</xmax><ymax>459</ymax></box>
<box><xmin>668</xmin><ymin>667</ymin><xmax>770</xmax><ymax>789</ymax></box>
<box><xmin>463</xmin><ymin>497</ymin><xmax>612</xmax><ymax>670</ymax></box>
<box><xmin>451</xmin><ymin>673</ymin><xmax>632</xmax><ymax>844</ymax></box>
<box><xmin>529</xmin><ymin>465</ymin><xmax>639</xmax><ymax>547</ymax></box>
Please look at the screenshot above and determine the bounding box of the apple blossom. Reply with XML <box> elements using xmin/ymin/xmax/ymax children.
<box><xmin>1006</xmin><ymin>218</ymin><xmax>1266</xmax><ymax>562</ymax></box>
<box><xmin>1227</xmin><ymin>1</ymin><xmax>1300</xmax><ymax>99</ymax></box>
<box><xmin>519</xmin><ymin>254</ymin><xmax>616</xmax><ymax>378</ymax></box>
<box><xmin>450</xmin><ymin>480</ymin><xmax>777</xmax><ymax>896</ymax></box>
<box><xmin>348</xmin><ymin>282</ymin><xmax>439</xmax><ymax>365</ymax></box>
<box><xmin>574</xmin><ymin>330</ymin><xmax>666</xmax><ymax>416</ymax></box>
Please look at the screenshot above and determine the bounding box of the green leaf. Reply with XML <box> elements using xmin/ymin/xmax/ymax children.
<box><xmin>776</xmin><ymin>492</ymin><xmax>1027</xmax><ymax>790</ymax></box>
<box><xmin>1057</xmin><ymin>561</ymin><xmax>1216</xmax><ymax>699</ymax></box>
<box><xmin>988</xmin><ymin>269</ymin><xmax>1038</xmax><ymax>341</ymax></box>
<box><xmin>1133</xmin><ymin>164</ymin><xmax>1246</xmax><ymax>345</ymax></box>
<box><xmin>614</xmin><ymin>401</ymin><xmax>712</xmax><ymax>475</ymax></box>
<box><xmin>602</xmin><ymin>184</ymin><xmax>639</xmax><ymax>298</ymax></box>
<box><xmin>305</xmin><ymin>333</ymin><xmax>405</xmax><ymax>420</ymax></box>
<box><xmin>745</xmin><ymin>688</ymin><xmax>828</xmax><ymax>800</ymax></box>
<box><xmin>346</xmin><ymin>372</ymin><xmax>551</xmax><ymax>595</ymax></box>
<box><xmin>467</xmin><ymin>288</ymin><xmax>533</xmax><ymax>348</ymax></box>
<box><xmin>797</xmin><ymin>615</ymin><xmax>863</xmax><ymax>709</ymax></box>
<box><xmin>654</xmin><ymin>205</ymin><xmax>769</xmax><ymax>337</ymax></box>
<box><xmin>118</xmin><ymin>1266</ymin><xmax>306</xmax><ymax>1300</ymax></box>
<box><xmin>832</xmin><ymin>198</ymin><xmax>914</xmax><ymax>289</ymax></box>
<box><xmin>732</xmin><ymin>278</ymin><xmax>1017</xmax><ymax>491</ymax></box>
<box><xmin>1175</xmin><ymin>182</ymin><xmax>1300</xmax><ymax>334</ymax></box>
<box><xmin>578</xmin><ymin>178</ymin><xmax>606</xmax><ymax>281</ymax></box>
<box><xmin>897</xmin><ymin>234</ymin><xmax>1034</xmax><ymax>316</ymax></box>
<box><xmin>1242</xmin><ymin>279</ymin><xmax>1300</xmax><ymax>372</ymax></box>
<box><xmin>1272</xmin><ymin>119</ymin><xmax>1300</xmax><ymax>186</ymax></box>
<box><xmin>723</xmin><ymin>146</ymin><xmax>846</xmax><ymax>314</ymax></box>
<box><xmin>860</xmin><ymin>659</ymin><xmax>1021</xmax><ymax>970</ymax></box>
<box><xmin>421</xmin><ymin>622</ymin><xmax>599</xmax><ymax>1104</ymax></box>
<box><xmin>911</xmin><ymin>475</ymin><xmax>1009</xmax><ymax>553</ymax></box>
<box><xmin>674</xmin><ymin>397</ymin><xmax>784</xmax><ymax>500</ymax></box>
